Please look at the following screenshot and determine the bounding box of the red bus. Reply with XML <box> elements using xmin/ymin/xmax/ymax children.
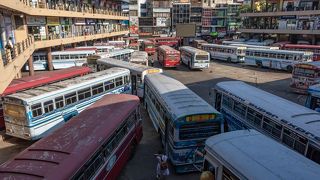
<box><xmin>283</xmin><ymin>44</ymin><xmax>320</xmax><ymax>61</ymax></box>
<box><xmin>153</xmin><ymin>37</ymin><xmax>180</xmax><ymax>47</ymax></box>
<box><xmin>0</xmin><ymin>66</ymin><xmax>91</xmax><ymax>130</ymax></box>
<box><xmin>0</xmin><ymin>94</ymin><xmax>142</xmax><ymax>179</ymax></box>
<box><xmin>141</xmin><ymin>39</ymin><xmax>156</xmax><ymax>55</ymax></box>
<box><xmin>157</xmin><ymin>45</ymin><xmax>180</xmax><ymax>68</ymax></box>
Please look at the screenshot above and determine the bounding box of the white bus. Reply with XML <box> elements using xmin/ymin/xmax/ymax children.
<box><xmin>201</xmin><ymin>44</ymin><xmax>246</xmax><ymax>63</ymax></box>
<box><xmin>25</xmin><ymin>49</ymin><xmax>96</xmax><ymax>71</ymax></box>
<box><xmin>96</xmin><ymin>58</ymin><xmax>162</xmax><ymax>98</ymax></box>
<box><xmin>180</xmin><ymin>46</ymin><xmax>210</xmax><ymax>69</ymax></box>
<box><xmin>212</xmin><ymin>81</ymin><xmax>320</xmax><ymax>164</ymax></box>
<box><xmin>87</xmin><ymin>49</ymin><xmax>134</xmax><ymax>62</ymax></box>
<box><xmin>130</xmin><ymin>51</ymin><xmax>149</xmax><ymax>66</ymax></box>
<box><xmin>201</xmin><ymin>130</ymin><xmax>320</xmax><ymax>180</ymax></box>
<box><xmin>3</xmin><ymin>68</ymin><xmax>131</xmax><ymax>140</ymax></box>
<box><xmin>144</xmin><ymin>73</ymin><xmax>224</xmax><ymax>173</ymax></box>
<box><xmin>244</xmin><ymin>48</ymin><xmax>313</xmax><ymax>72</ymax></box>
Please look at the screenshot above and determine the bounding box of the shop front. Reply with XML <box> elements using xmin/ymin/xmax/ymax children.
<box><xmin>26</xmin><ymin>16</ymin><xmax>46</xmax><ymax>40</ymax></box>
<box><xmin>73</xmin><ymin>18</ymin><xmax>86</xmax><ymax>36</ymax></box>
<box><xmin>47</xmin><ymin>17</ymin><xmax>61</xmax><ymax>40</ymax></box>
<box><xmin>60</xmin><ymin>17</ymin><xmax>72</xmax><ymax>38</ymax></box>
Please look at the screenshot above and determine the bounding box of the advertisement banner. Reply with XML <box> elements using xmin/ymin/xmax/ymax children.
<box><xmin>47</xmin><ymin>17</ymin><xmax>60</xmax><ymax>26</ymax></box>
<box><xmin>129</xmin><ymin>16</ymin><xmax>139</xmax><ymax>36</ymax></box>
<box><xmin>156</xmin><ymin>17</ymin><xmax>169</xmax><ymax>27</ymax></box>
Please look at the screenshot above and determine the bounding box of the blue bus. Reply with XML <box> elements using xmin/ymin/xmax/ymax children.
<box><xmin>144</xmin><ymin>73</ymin><xmax>223</xmax><ymax>173</ymax></box>
<box><xmin>212</xmin><ymin>81</ymin><xmax>320</xmax><ymax>164</ymax></box>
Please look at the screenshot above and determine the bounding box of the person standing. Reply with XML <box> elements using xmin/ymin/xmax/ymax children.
<box><xmin>154</xmin><ymin>151</ymin><xmax>169</xmax><ymax>179</ymax></box>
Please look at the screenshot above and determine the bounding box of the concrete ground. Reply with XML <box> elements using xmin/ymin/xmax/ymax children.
<box><xmin>1</xmin><ymin>60</ymin><xmax>305</xmax><ymax>180</ymax></box>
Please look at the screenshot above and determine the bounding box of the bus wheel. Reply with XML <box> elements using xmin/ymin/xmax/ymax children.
<box><xmin>287</xmin><ymin>66</ymin><xmax>293</xmax><ymax>73</ymax></box>
<box><xmin>227</xmin><ymin>57</ymin><xmax>232</xmax><ymax>63</ymax></box>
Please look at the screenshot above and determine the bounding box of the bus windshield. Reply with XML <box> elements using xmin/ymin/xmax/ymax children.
<box><xmin>294</xmin><ymin>68</ymin><xmax>316</xmax><ymax>78</ymax></box>
<box><xmin>179</xmin><ymin>121</ymin><xmax>221</xmax><ymax>140</ymax></box>
<box><xmin>196</xmin><ymin>55</ymin><xmax>209</xmax><ymax>61</ymax></box>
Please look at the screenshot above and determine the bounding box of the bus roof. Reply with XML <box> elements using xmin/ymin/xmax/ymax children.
<box><xmin>245</xmin><ymin>48</ymin><xmax>313</xmax><ymax>55</ymax></box>
<box><xmin>0</xmin><ymin>94</ymin><xmax>140</xmax><ymax>179</ymax></box>
<box><xmin>205</xmin><ymin>130</ymin><xmax>320</xmax><ymax>179</ymax></box>
<box><xmin>180</xmin><ymin>46</ymin><xmax>209</xmax><ymax>54</ymax></box>
<box><xmin>294</xmin><ymin>61</ymin><xmax>320</xmax><ymax>69</ymax></box>
<box><xmin>1</xmin><ymin>67</ymin><xmax>91</xmax><ymax>96</ymax></box>
<box><xmin>145</xmin><ymin>73</ymin><xmax>219</xmax><ymax>120</ymax></box>
<box><xmin>158</xmin><ymin>45</ymin><xmax>180</xmax><ymax>53</ymax></box>
<box><xmin>308</xmin><ymin>84</ymin><xmax>320</xmax><ymax>95</ymax></box>
<box><xmin>97</xmin><ymin>58</ymin><xmax>162</xmax><ymax>74</ymax></box>
<box><xmin>51</xmin><ymin>49</ymin><xmax>96</xmax><ymax>55</ymax></box>
<box><xmin>284</xmin><ymin>44</ymin><xmax>320</xmax><ymax>49</ymax></box>
<box><xmin>215</xmin><ymin>81</ymin><xmax>320</xmax><ymax>143</ymax></box>
<box><xmin>228</xmin><ymin>43</ymin><xmax>279</xmax><ymax>49</ymax></box>
<box><xmin>6</xmin><ymin>68</ymin><xmax>129</xmax><ymax>102</ymax></box>
<box><xmin>202</xmin><ymin>43</ymin><xmax>246</xmax><ymax>49</ymax></box>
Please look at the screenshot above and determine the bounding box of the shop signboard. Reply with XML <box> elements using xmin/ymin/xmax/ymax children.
<box><xmin>129</xmin><ymin>16</ymin><xmax>139</xmax><ymax>36</ymax></box>
<box><xmin>86</xmin><ymin>19</ymin><xmax>95</xmax><ymax>25</ymax></box>
<box><xmin>75</xmin><ymin>18</ymin><xmax>86</xmax><ymax>25</ymax></box>
<box><xmin>156</xmin><ymin>17</ymin><xmax>169</xmax><ymax>27</ymax></box>
<box><xmin>60</xmin><ymin>18</ymin><xmax>72</xmax><ymax>25</ymax></box>
<box><xmin>47</xmin><ymin>17</ymin><xmax>60</xmax><ymax>26</ymax></box>
<box><xmin>26</xmin><ymin>16</ymin><xmax>46</xmax><ymax>25</ymax></box>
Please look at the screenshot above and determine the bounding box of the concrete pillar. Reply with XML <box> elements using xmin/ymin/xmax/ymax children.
<box><xmin>47</xmin><ymin>47</ymin><xmax>53</xmax><ymax>71</ymax></box>
<box><xmin>28</xmin><ymin>56</ymin><xmax>35</xmax><ymax>76</ymax></box>
<box><xmin>312</xmin><ymin>35</ymin><xmax>316</xmax><ymax>45</ymax></box>
<box><xmin>72</xmin><ymin>43</ymin><xmax>76</xmax><ymax>48</ymax></box>
<box><xmin>84</xmin><ymin>41</ymin><xmax>87</xmax><ymax>46</ymax></box>
<box><xmin>60</xmin><ymin>45</ymin><xmax>64</xmax><ymax>51</ymax></box>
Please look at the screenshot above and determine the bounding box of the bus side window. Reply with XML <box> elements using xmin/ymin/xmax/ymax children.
<box><xmin>222</xmin><ymin>166</ymin><xmax>240</xmax><ymax>180</ymax></box>
<box><xmin>215</xmin><ymin>91</ymin><xmax>222</xmax><ymax>111</ymax></box>
<box><xmin>307</xmin><ymin>144</ymin><xmax>320</xmax><ymax>164</ymax></box>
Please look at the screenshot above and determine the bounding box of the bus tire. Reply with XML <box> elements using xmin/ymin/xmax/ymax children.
<box><xmin>287</xmin><ymin>65</ymin><xmax>293</xmax><ymax>73</ymax></box>
<box><xmin>256</xmin><ymin>61</ymin><xmax>262</xmax><ymax>68</ymax></box>
<box><xmin>227</xmin><ymin>57</ymin><xmax>232</xmax><ymax>63</ymax></box>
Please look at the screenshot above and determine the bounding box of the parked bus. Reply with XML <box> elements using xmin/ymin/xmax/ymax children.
<box><xmin>25</xmin><ymin>49</ymin><xmax>96</xmax><ymax>71</ymax></box>
<box><xmin>106</xmin><ymin>40</ymin><xmax>127</xmax><ymax>48</ymax></box>
<box><xmin>192</xmin><ymin>39</ymin><xmax>208</xmax><ymax>49</ymax></box>
<box><xmin>144</xmin><ymin>73</ymin><xmax>223</xmax><ymax>173</ymax></box>
<box><xmin>95</xmin><ymin>58</ymin><xmax>162</xmax><ymax>98</ymax></box>
<box><xmin>0</xmin><ymin>67</ymin><xmax>91</xmax><ymax>131</ymax></box>
<box><xmin>3</xmin><ymin>68</ymin><xmax>131</xmax><ymax>140</ymax></box>
<box><xmin>141</xmin><ymin>39</ymin><xmax>156</xmax><ymax>55</ymax></box>
<box><xmin>180</xmin><ymin>46</ymin><xmax>210</xmax><ymax>69</ymax></box>
<box><xmin>0</xmin><ymin>94</ymin><xmax>142</xmax><ymax>179</ymax></box>
<box><xmin>157</xmin><ymin>45</ymin><xmax>180</xmax><ymax>68</ymax></box>
<box><xmin>201</xmin><ymin>130</ymin><xmax>320</xmax><ymax>179</ymax></box>
<box><xmin>283</xmin><ymin>44</ymin><xmax>320</xmax><ymax>61</ymax></box>
<box><xmin>212</xmin><ymin>81</ymin><xmax>320</xmax><ymax>164</ymax></box>
<box><xmin>87</xmin><ymin>49</ymin><xmax>135</xmax><ymax>63</ymax></box>
<box><xmin>244</xmin><ymin>48</ymin><xmax>313</xmax><ymax>72</ymax></box>
<box><xmin>201</xmin><ymin>44</ymin><xmax>246</xmax><ymax>63</ymax></box>
<box><xmin>153</xmin><ymin>37</ymin><xmax>180</xmax><ymax>47</ymax></box>
<box><xmin>306</xmin><ymin>84</ymin><xmax>320</xmax><ymax>112</ymax></box>
<box><xmin>130</xmin><ymin>51</ymin><xmax>149</xmax><ymax>66</ymax></box>
<box><xmin>125</xmin><ymin>37</ymin><xmax>140</xmax><ymax>50</ymax></box>
<box><xmin>290</xmin><ymin>62</ymin><xmax>320</xmax><ymax>93</ymax></box>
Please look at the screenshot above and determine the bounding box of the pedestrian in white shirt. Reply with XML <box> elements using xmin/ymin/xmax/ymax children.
<box><xmin>154</xmin><ymin>151</ymin><xmax>169</xmax><ymax>179</ymax></box>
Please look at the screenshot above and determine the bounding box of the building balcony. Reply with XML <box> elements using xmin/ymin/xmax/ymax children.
<box><xmin>0</xmin><ymin>0</ymin><xmax>128</xmax><ymax>20</ymax></box>
<box><xmin>240</xmin><ymin>9</ymin><xmax>320</xmax><ymax>17</ymax></box>
<box><xmin>0</xmin><ymin>30</ymin><xmax>128</xmax><ymax>93</ymax></box>
<box><xmin>239</xmin><ymin>28</ymin><xmax>320</xmax><ymax>35</ymax></box>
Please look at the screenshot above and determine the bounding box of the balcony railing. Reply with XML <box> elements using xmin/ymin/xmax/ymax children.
<box><xmin>18</xmin><ymin>0</ymin><xmax>128</xmax><ymax>17</ymax></box>
<box><xmin>1</xmin><ymin>36</ymin><xmax>34</xmax><ymax>67</ymax></box>
<box><xmin>240</xmin><ymin>5</ymin><xmax>320</xmax><ymax>13</ymax></box>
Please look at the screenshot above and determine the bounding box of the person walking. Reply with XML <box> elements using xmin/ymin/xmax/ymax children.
<box><xmin>154</xmin><ymin>151</ymin><xmax>169</xmax><ymax>179</ymax></box>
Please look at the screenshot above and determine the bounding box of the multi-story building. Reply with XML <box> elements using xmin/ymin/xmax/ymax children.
<box><xmin>152</xmin><ymin>0</ymin><xmax>172</xmax><ymax>36</ymax></box>
<box><xmin>0</xmin><ymin>0</ymin><xmax>129</xmax><ymax>93</ymax></box>
<box><xmin>211</xmin><ymin>1</ymin><xmax>242</xmax><ymax>38</ymax></box>
<box><xmin>240</xmin><ymin>0</ymin><xmax>320</xmax><ymax>44</ymax></box>
<box><xmin>172</xmin><ymin>0</ymin><xmax>191</xmax><ymax>29</ymax></box>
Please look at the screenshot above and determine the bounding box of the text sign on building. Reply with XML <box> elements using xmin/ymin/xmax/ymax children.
<box><xmin>26</xmin><ymin>16</ymin><xmax>46</xmax><ymax>25</ymax></box>
<box><xmin>129</xmin><ymin>16</ymin><xmax>139</xmax><ymax>36</ymax></box>
<box><xmin>156</xmin><ymin>17</ymin><xmax>169</xmax><ymax>27</ymax></box>
<box><xmin>176</xmin><ymin>24</ymin><xmax>196</xmax><ymax>37</ymax></box>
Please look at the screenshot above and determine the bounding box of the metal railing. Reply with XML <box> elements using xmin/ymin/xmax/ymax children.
<box><xmin>0</xmin><ymin>36</ymin><xmax>34</xmax><ymax>68</ymax></box>
<box><xmin>19</xmin><ymin>0</ymin><xmax>128</xmax><ymax>17</ymax></box>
